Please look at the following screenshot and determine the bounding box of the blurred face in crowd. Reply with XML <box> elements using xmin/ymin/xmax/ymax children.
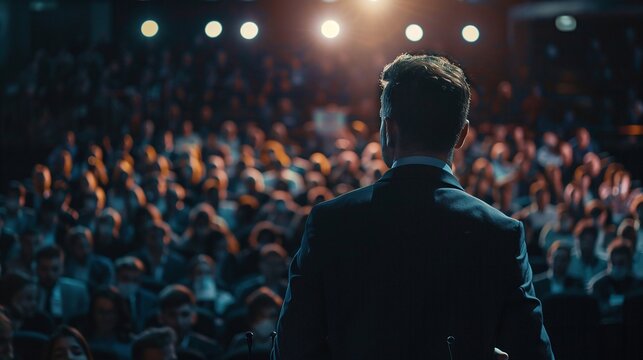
<box><xmin>260</xmin><ymin>253</ymin><xmax>286</xmax><ymax>283</ymax></box>
<box><xmin>93</xmin><ymin>297</ymin><xmax>118</xmax><ymax>335</ymax></box>
<box><xmin>5</xmin><ymin>194</ymin><xmax>21</xmax><ymax>214</ymax></box>
<box><xmin>146</xmin><ymin>227</ymin><xmax>167</xmax><ymax>254</ymax></box>
<box><xmin>37</xmin><ymin>256</ymin><xmax>63</xmax><ymax>289</ymax></box>
<box><xmin>20</xmin><ymin>232</ymin><xmax>42</xmax><ymax>259</ymax></box>
<box><xmin>559</xmin><ymin>213</ymin><xmax>574</xmax><ymax>233</ymax></box>
<box><xmin>116</xmin><ymin>268</ymin><xmax>142</xmax><ymax>297</ymax></box>
<box><xmin>609</xmin><ymin>251</ymin><xmax>632</xmax><ymax>280</ymax></box>
<box><xmin>71</xmin><ymin>234</ymin><xmax>92</xmax><ymax>263</ymax></box>
<box><xmin>51</xmin><ymin>189</ymin><xmax>69</xmax><ymax>208</ymax></box>
<box><xmin>96</xmin><ymin>217</ymin><xmax>115</xmax><ymax>239</ymax></box>
<box><xmin>193</xmin><ymin>261</ymin><xmax>214</xmax><ymax>279</ymax></box>
<box><xmin>551</xmin><ymin>247</ymin><xmax>571</xmax><ymax>278</ymax></box>
<box><xmin>578</xmin><ymin>233</ymin><xmax>597</xmax><ymax>260</ymax></box>
<box><xmin>536</xmin><ymin>189</ymin><xmax>550</xmax><ymax>210</ymax></box>
<box><xmin>12</xmin><ymin>283</ymin><xmax>39</xmax><ymax>317</ymax></box>
<box><xmin>160</xmin><ymin>304</ymin><xmax>195</xmax><ymax>338</ymax></box>
<box><xmin>51</xmin><ymin>336</ymin><xmax>87</xmax><ymax>360</ymax></box>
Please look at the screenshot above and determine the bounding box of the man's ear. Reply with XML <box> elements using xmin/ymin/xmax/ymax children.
<box><xmin>454</xmin><ymin>120</ymin><xmax>470</xmax><ymax>150</ymax></box>
<box><xmin>384</xmin><ymin>117</ymin><xmax>398</xmax><ymax>147</ymax></box>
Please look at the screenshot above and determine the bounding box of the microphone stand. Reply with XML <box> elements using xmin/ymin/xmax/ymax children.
<box><xmin>245</xmin><ymin>331</ymin><xmax>254</xmax><ymax>360</ymax></box>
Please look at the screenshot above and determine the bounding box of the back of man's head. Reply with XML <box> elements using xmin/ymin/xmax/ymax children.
<box><xmin>380</xmin><ymin>54</ymin><xmax>471</xmax><ymax>153</ymax></box>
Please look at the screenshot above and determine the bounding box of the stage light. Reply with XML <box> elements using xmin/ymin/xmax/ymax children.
<box><xmin>205</xmin><ymin>21</ymin><xmax>223</xmax><ymax>38</ymax></box>
<box><xmin>240</xmin><ymin>21</ymin><xmax>259</xmax><ymax>40</ymax></box>
<box><xmin>405</xmin><ymin>24</ymin><xmax>423</xmax><ymax>42</ymax></box>
<box><xmin>555</xmin><ymin>15</ymin><xmax>576</xmax><ymax>32</ymax></box>
<box><xmin>321</xmin><ymin>20</ymin><xmax>341</xmax><ymax>39</ymax></box>
<box><xmin>141</xmin><ymin>20</ymin><xmax>159</xmax><ymax>38</ymax></box>
<box><xmin>461</xmin><ymin>25</ymin><xmax>479</xmax><ymax>43</ymax></box>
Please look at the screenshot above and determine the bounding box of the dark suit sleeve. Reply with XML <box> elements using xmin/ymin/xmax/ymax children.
<box><xmin>496</xmin><ymin>222</ymin><xmax>555</xmax><ymax>360</ymax></box>
<box><xmin>272</xmin><ymin>208</ymin><xmax>329</xmax><ymax>360</ymax></box>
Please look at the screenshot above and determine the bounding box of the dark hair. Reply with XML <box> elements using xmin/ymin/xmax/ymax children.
<box><xmin>246</xmin><ymin>287</ymin><xmax>283</xmax><ymax>323</ymax></box>
<box><xmin>35</xmin><ymin>245</ymin><xmax>64</xmax><ymax>264</ymax></box>
<box><xmin>260</xmin><ymin>243</ymin><xmax>288</xmax><ymax>259</ymax></box>
<box><xmin>88</xmin><ymin>287</ymin><xmax>132</xmax><ymax>342</ymax></box>
<box><xmin>44</xmin><ymin>326</ymin><xmax>94</xmax><ymax>360</ymax></box>
<box><xmin>574</xmin><ymin>221</ymin><xmax>598</xmax><ymax>240</ymax></box>
<box><xmin>115</xmin><ymin>256</ymin><xmax>146</xmax><ymax>273</ymax></box>
<box><xmin>0</xmin><ymin>272</ymin><xmax>35</xmax><ymax>307</ymax></box>
<box><xmin>607</xmin><ymin>237</ymin><xmax>633</xmax><ymax>260</ymax></box>
<box><xmin>159</xmin><ymin>285</ymin><xmax>195</xmax><ymax>311</ymax></box>
<box><xmin>131</xmin><ymin>326</ymin><xmax>176</xmax><ymax>359</ymax></box>
<box><xmin>547</xmin><ymin>240</ymin><xmax>572</xmax><ymax>260</ymax></box>
<box><xmin>380</xmin><ymin>54</ymin><xmax>471</xmax><ymax>153</ymax></box>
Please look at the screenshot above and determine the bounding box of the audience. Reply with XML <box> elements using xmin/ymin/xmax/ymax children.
<box><xmin>0</xmin><ymin>32</ymin><xmax>641</xmax><ymax>358</ymax></box>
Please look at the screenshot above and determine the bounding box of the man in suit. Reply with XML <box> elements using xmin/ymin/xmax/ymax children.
<box><xmin>134</xmin><ymin>220</ymin><xmax>186</xmax><ymax>290</ymax></box>
<box><xmin>157</xmin><ymin>285</ymin><xmax>223</xmax><ymax>359</ymax></box>
<box><xmin>273</xmin><ymin>54</ymin><xmax>554</xmax><ymax>359</ymax></box>
<box><xmin>35</xmin><ymin>245</ymin><xmax>89</xmax><ymax>324</ymax></box>
<box><xmin>114</xmin><ymin>256</ymin><xmax>158</xmax><ymax>332</ymax></box>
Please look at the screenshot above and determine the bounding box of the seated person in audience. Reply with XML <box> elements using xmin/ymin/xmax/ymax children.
<box><xmin>226</xmin><ymin>287</ymin><xmax>282</xmax><ymax>358</ymax></box>
<box><xmin>81</xmin><ymin>287</ymin><xmax>132</xmax><ymax>360</ymax></box>
<box><xmin>3</xmin><ymin>182</ymin><xmax>35</xmax><ymax>236</ymax></box>
<box><xmin>157</xmin><ymin>285</ymin><xmax>222</xmax><ymax>359</ymax></box>
<box><xmin>589</xmin><ymin>238</ymin><xmax>643</xmax><ymax>322</ymax></box>
<box><xmin>132</xmin><ymin>326</ymin><xmax>177</xmax><ymax>360</ymax></box>
<box><xmin>0</xmin><ymin>210</ymin><xmax>18</xmax><ymax>270</ymax></box>
<box><xmin>93</xmin><ymin>208</ymin><xmax>127</xmax><ymax>261</ymax></box>
<box><xmin>0</xmin><ymin>311</ymin><xmax>14</xmax><ymax>360</ymax></box>
<box><xmin>35</xmin><ymin>245</ymin><xmax>89</xmax><ymax>324</ymax></box>
<box><xmin>185</xmin><ymin>255</ymin><xmax>235</xmax><ymax>316</ymax></box>
<box><xmin>514</xmin><ymin>182</ymin><xmax>558</xmax><ymax>240</ymax></box>
<box><xmin>114</xmin><ymin>256</ymin><xmax>158</xmax><ymax>333</ymax></box>
<box><xmin>43</xmin><ymin>325</ymin><xmax>93</xmax><ymax>360</ymax></box>
<box><xmin>617</xmin><ymin>217</ymin><xmax>643</xmax><ymax>278</ymax></box>
<box><xmin>64</xmin><ymin>226</ymin><xmax>114</xmax><ymax>290</ymax></box>
<box><xmin>568</xmin><ymin>220</ymin><xmax>607</xmax><ymax>286</ymax></box>
<box><xmin>0</xmin><ymin>272</ymin><xmax>54</xmax><ymax>334</ymax></box>
<box><xmin>4</xmin><ymin>229</ymin><xmax>43</xmax><ymax>276</ymax></box>
<box><xmin>134</xmin><ymin>220</ymin><xmax>186</xmax><ymax>288</ymax></box>
<box><xmin>533</xmin><ymin>241</ymin><xmax>584</xmax><ymax>299</ymax></box>
<box><xmin>235</xmin><ymin>243</ymin><xmax>288</xmax><ymax>300</ymax></box>
<box><xmin>539</xmin><ymin>205</ymin><xmax>575</xmax><ymax>252</ymax></box>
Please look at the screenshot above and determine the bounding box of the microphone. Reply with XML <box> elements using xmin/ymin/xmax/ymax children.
<box><xmin>447</xmin><ymin>336</ymin><xmax>455</xmax><ymax>360</ymax></box>
<box><xmin>245</xmin><ymin>331</ymin><xmax>254</xmax><ymax>360</ymax></box>
<box><xmin>270</xmin><ymin>331</ymin><xmax>277</xmax><ymax>350</ymax></box>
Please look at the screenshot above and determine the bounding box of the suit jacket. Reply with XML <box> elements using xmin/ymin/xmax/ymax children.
<box><xmin>273</xmin><ymin>164</ymin><xmax>554</xmax><ymax>360</ymax></box>
<box><xmin>39</xmin><ymin>277</ymin><xmax>89</xmax><ymax>323</ymax></box>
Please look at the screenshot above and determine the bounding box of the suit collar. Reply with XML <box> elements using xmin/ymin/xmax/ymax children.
<box><xmin>376</xmin><ymin>164</ymin><xmax>464</xmax><ymax>191</ymax></box>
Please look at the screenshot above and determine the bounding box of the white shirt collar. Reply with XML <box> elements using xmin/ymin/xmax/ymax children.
<box><xmin>391</xmin><ymin>156</ymin><xmax>453</xmax><ymax>174</ymax></box>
